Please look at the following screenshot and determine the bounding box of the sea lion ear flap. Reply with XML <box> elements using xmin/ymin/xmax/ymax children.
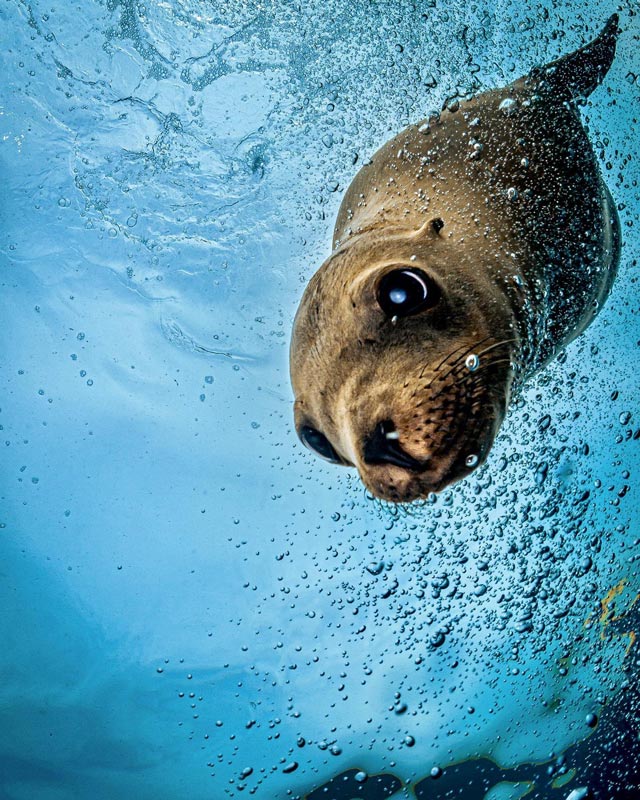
<box><xmin>528</xmin><ymin>14</ymin><xmax>620</xmax><ymax>102</ymax></box>
<box><xmin>412</xmin><ymin>217</ymin><xmax>445</xmax><ymax>239</ymax></box>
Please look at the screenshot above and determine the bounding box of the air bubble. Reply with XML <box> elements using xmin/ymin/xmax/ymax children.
<box><xmin>465</xmin><ymin>354</ymin><xmax>479</xmax><ymax>371</ymax></box>
<box><xmin>499</xmin><ymin>97</ymin><xmax>517</xmax><ymax>115</ymax></box>
<box><xmin>465</xmin><ymin>454</ymin><xmax>479</xmax><ymax>468</ymax></box>
<box><xmin>566</xmin><ymin>789</ymin><xmax>590</xmax><ymax>800</ymax></box>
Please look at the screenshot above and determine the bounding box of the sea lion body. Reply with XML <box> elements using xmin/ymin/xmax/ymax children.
<box><xmin>291</xmin><ymin>17</ymin><xmax>621</xmax><ymax>502</ymax></box>
<box><xmin>333</xmin><ymin>73</ymin><xmax>620</xmax><ymax>372</ymax></box>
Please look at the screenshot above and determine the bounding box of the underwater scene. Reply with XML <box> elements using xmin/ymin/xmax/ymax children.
<box><xmin>1</xmin><ymin>0</ymin><xmax>639</xmax><ymax>798</ymax></box>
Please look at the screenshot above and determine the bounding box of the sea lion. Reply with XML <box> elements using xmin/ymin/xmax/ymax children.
<box><xmin>290</xmin><ymin>16</ymin><xmax>621</xmax><ymax>503</ymax></box>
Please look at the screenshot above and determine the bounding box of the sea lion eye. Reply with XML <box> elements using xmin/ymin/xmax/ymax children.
<box><xmin>299</xmin><ymin>425</ymin><xmax>342</xmax><ymax>464</ymax></box>
<box><xmin>377</xmin><ymin>268</ymin><xmax>441</xmax><ymax>318</ymax></box>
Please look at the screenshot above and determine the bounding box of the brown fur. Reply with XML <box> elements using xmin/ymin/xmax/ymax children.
<box><xmin>290</xmin><ymin>17</ymin><xmax>621</xmax><ymax>502</ymax></box>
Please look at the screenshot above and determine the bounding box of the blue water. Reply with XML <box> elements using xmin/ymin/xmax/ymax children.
<box><xmin>1</xmin><ymin>2</ymin><xmax>638</xmax><ymax>799</ymax></box>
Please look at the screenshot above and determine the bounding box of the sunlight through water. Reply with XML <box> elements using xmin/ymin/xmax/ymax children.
<box><xmin>1</xmin><ymin>1</ymin><xmax>639</xmax><ymax>798</ymax></box>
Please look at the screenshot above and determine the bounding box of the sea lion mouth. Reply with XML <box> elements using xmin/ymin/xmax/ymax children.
<box><xmin>359</xmin><ymin>425</ymin><xmax>492</xmax><ymax>503</ymax></box>
<box><xmin>359</xmin><ymin>425</ymin><xmax>488</xmax><ymax>502</ymax></box>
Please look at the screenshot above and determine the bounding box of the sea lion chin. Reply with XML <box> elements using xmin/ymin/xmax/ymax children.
<box><xmin>290</xmin><ymin>16</ymin><xmax>622</xmax><ymax>503</ymax></box>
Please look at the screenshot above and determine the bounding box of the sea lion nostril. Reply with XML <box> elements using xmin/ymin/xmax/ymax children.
<box><xmin>379</xmin><ymin>419</ymin><xmax>398</xmax><ymax>439</ymax></box>
<box><xmin>363</xmin><ymin>420</ymin><xmax>427</xmax><ymax>472</ymax></box>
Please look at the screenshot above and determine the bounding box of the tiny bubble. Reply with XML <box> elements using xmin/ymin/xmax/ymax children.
<box><xmin>465</xmin><ymin>354</ymin><xmax>479</xmax><ymax>371</ymax></box>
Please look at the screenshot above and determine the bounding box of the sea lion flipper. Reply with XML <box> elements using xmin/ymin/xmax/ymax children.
<box><xmin>529</xmin><ymin>14</ymin><xmax>620</xmax><ymax>101</ymax></box>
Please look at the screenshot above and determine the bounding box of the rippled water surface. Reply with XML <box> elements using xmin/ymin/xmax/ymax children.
<box><xmin>1</xmin><ymin>1</ymin><xmax>639</xmax><ymax>798</ymax></box>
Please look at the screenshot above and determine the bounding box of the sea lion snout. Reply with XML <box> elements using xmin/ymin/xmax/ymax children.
<box><xmin>355</xmin><ymin>360</ymin><xmax>510</xmax><ymax>502</ymax></box>
<box><xmin>362</xmin><ymin>420</ymin><xmax>428</xmax><ymax>472</ymax></box>
<box><xmin>293</xmin><ymin>323</ymin><xmax>515</xmax><ymax>502</ymax></box>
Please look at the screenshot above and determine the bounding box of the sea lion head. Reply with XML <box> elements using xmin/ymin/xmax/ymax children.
<box><xmin>290</xmin><ymin>222</ymin><xmax>520</xmax><ymax>503</ymax></box>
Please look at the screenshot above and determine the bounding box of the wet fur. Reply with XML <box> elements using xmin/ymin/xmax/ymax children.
<box><xmin>291</xmin><ymin>17</ymin><xmax>621</xmax><ymax>502</ymax></box>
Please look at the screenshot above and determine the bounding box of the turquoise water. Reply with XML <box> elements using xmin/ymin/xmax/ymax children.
<box><xmin>1</xmin><ymin>2</ymin><xmax>638</xmax><ymax>799</ymax></box>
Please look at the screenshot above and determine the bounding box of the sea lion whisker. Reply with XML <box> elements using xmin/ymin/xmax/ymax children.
<box><xmin>454</xmin><ymin>358</ymin><xmax>515</xmax><ymax>389</ymax></box>
<box><xmin>419</xmin><ymin>338</ymin><xmax>489</xmax><ymax>381</ymax></box>
<box><xmin>427</xmin><ymin>336</ymin><xmax>512</xmax><ymax>388</ymax></box>
<box><xmin>439</xmin><ymin>338</ymin><xmax>518</xmax><ymax>387</ymax></box>
<box><xmin>456</xmin><ymin>356</ymin><xmax>514</xmax><ymax>379</ymax></box>
<box><xmin>471</xmin><ymin>338</ymin><xmax>519</xmax><ymax>361</ymax></box>
<box><xmin>448</xmin><ymin>337</ymin><xmax>517</xmax><ymax>376</ymax></box>
<box><xmin>423</xmin><ymin>335</ymin><xmax>494</xmax><ymax>386</ymax></box>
